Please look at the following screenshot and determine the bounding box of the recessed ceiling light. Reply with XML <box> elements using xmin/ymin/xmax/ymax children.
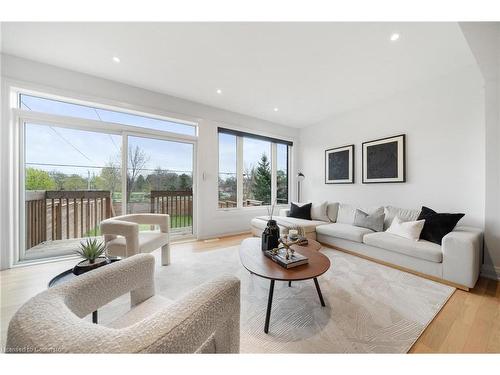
<box><xmin>390</xmin><ymin>33</ymin><xmax>400</xmax><ymax>42</ymax></box>
<box><xmin>112</xmin><ymin>56</ymin><xmax>121</xmax><ymax>63</ymax></box>
<box><xmin>274</xmin><ymin>107</ymin><xmax>279</xmax><ymax>112</ymax></box>
<box><xmin>216</xmin><ymin>89</ymin><xmax>222</xmax><ymax>94</ymax></box>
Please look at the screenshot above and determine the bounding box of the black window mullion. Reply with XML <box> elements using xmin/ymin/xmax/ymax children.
<box><xmin>218</xmin><ymin>127</ymin><xmax>293</xmax><ymax>147</ymax></box>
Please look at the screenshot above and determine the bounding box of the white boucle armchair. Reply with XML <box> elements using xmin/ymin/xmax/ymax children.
<box><xmin>100</xmin><ymin>213</ymin><xmax>171</xmax><ymax>265</ymax></box>
<box><xmin>6</xmin><ymin>254</ymin><xmax>241</xmax><ymax>353</ymax></box>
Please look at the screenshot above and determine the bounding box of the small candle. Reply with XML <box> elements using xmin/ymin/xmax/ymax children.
<box><xmin>288</xmin><ymin>229</ymin><xmax>298</xmax><ymax>237</ymax></box>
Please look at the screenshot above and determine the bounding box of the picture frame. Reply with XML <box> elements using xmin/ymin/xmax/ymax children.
<box><xmin>325</xmin><ymin>144</ymin><xmax>354</xmax><ymax>184</ymax></box>
<box><xmin>362</xmin><ymin>134</ymin><xmax>406</xmax><ymax>183</ymax></box>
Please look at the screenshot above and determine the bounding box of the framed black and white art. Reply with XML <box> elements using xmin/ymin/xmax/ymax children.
<box><xmin>362</xmin><ymin>134</ymin><xmax>406</xmax><ymax>183</ymax></box>
<box><xmin>325</xmin><ymin>144</ymin><xmax>354</xmax><ymax>184</ymax></box>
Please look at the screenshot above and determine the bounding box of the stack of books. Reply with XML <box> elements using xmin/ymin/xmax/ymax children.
<box><xmin>264</xmin><ymin>248</ymin><xmax>309</xmax><ymax>269</ymax></box>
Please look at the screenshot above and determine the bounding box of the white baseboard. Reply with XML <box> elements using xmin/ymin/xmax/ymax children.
<box><xmin>197</xmin><ymin>230</ymin><xmax>251</xmax><ymax>241</ymax></box>
<box><xmin>480</xmin><ymin>264</ymin><xmax>500</xmax><ymax>280</ymax></box>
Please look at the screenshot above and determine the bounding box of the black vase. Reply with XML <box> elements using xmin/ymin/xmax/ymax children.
<box><xmin>261</xmin><ymin>220</ymin><xmax>280</xmax><ymax>251</ymax></box>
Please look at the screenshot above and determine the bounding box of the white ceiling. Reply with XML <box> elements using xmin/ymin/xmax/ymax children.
<box><xmin>1</xmin><ymin>22</ymin><xmax>476</xmax><ymax>127</ymax></box>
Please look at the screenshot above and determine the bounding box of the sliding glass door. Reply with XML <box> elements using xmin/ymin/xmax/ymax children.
<box><xmin>126</xmin><ymin>135</ymin><xmax>194</xmax><ymax>235</ymax></box>
<box><xmin>23</xmin><ymin>122</ymin><xmax>122</xmax><ymax>261</ymax></box>
<box><xmin>20</xmin><ymin>120</ymin><xmax>196</xmax><ymax>262</ymax></box>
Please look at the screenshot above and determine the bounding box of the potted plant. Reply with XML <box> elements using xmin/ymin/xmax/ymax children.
<box><xmin>73</xmin><ymin>238</ymin><xmax>110</xmax><ymax>275</ymax></box>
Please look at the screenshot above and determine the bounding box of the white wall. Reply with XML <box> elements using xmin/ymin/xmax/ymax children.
<box><xmin>299</xmin><ymin>66</ymin><xmax>485</xmax><ymax>229</ymax></box>
<box><xmin>0</xmin><ymin>54</ymin><xmax>299</xmax><ymax>269</ymax></box>
<box><xmin>460</xmin><ymin>23</ymin><xmax>500</xmax><ymax>279</ymax></box>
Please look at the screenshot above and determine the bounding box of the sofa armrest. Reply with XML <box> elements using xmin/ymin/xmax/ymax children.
<box><xmin>131</xmin><ymin>275</ymin><xmax>240</xmax><ymax>353</ymax></box>
<box><xmin>442</xmin><ymin>226</ymin><xmax>483</xmax><ymax>288</ymax></box>
<box><xmin>109</xmin><ymin>214</ymin><xmax>170</xmax><ymax>233</ymax></box>
<box><xmin>63</xmin><ymin>254</ymin><xmax>156</xmax><ymax>318</ymax></box>
<box><xmin>278</xmin><ymin>208</ymin><xmax>290</xmax><ymax>217</ymax></box>
<box><xmin>100</xmin><ymin>219</ymin><xmax>140</xmax><ymax>255</ymax></box>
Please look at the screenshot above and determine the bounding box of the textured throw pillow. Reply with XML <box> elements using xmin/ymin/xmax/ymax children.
<box><xmin>326</xmin><ymin>202</ymin><xmax>340</xmax><ymax>222</ymax></box>
<box><xmin>310</xmin><ymin>201</ymin><xmax>329</xmax><ymax>222</ymax></box>
<box><xmin>383</xmin><ymin>206</ymin><xmax>421</xmax><ymax>231</ymax></box>
<box><xmin>291</xmin><ymin>202</ymin><xmax>329</xmax><ymax>221</ymax></box>
<box><xmin>417</xmin><ymin>206</ymin><xmax>465</xmax><ymax>245</ymax></box>
<box><xmin>386</xmin><ymin>216</ymin><xmax>425</xmax><ymax>241</ymax></box>
<box><xmin>337</xmin><ymin>204</ymin><xmax>384</xmax><ymax>224</ymax></box>
<box><xmin>289</xmin><ymin>202</ymin><xmax>312</xmax><ymax>220</ymax></box>
<box><xmin>353</xmin><ymin>209</ymin><xmax>385</xmax><ymax>232</ymax></box>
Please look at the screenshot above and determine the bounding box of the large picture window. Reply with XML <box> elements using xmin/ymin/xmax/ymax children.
<box><xmin>218</xmin><ymin>128</ymin><xmax>291</xmax><ymax>209</ymax></box>
<box><xmin>243</xmin><ymin>138</ymin><xmax>271</xmax><ymax>206</ymax></box>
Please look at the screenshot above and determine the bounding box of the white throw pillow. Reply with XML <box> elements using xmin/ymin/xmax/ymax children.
<box><xmin>383</xmin><ymin>205</ymin><xmax>421</xmax><ymax>231</ymax></box>
<box><xmin>311</xmin><ymin>201</ymin><xmax>329</xmax><ymax>221</ymax></box>
<box><xmin>386</xmin><ymin>216</ymin><xmax>425</xmax><ymax>241</ymax></box>
<box><xmin>292</xmin><ymin>201</ymin><xmax>329</xmax><ymax>222</ymax></box>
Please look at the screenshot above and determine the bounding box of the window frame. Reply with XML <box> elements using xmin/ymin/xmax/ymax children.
<box><xmin>8</xmin><ymin>83</ymin><xmax>199</xmax><ymax>265</ymax></box>
<box><xmin>19</xmin><ymin>92</ymin><xmax>198</xmax><ymax>137</ymax></box>
<box><xmin>217</xmin><ymin>128</ymin><xmax>292</xmax><ymax>210</ymax></box>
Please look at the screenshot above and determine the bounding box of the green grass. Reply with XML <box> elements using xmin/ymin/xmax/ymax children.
<box><xmin>84</xmin><ymin>215</ymin><xmax>192</xmax><ymax>237</ymax></box>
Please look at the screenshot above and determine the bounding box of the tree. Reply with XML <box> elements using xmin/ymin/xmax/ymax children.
<box><xmin>178</xmin><ymin>173</ymin><xmax>192</xmax><ymax>190</ymax></box>
<box><xmin>242</xmin><ymin>166</ymin><xmax>255</xmax><ymax>203</ymax></box>
<box><xmin>276</xmin><ymin>170</ymin><xmax>288</xmax><ymax>204</ymax></box>
<box><xmin>218</xmin><ymin>175</ymin><xmax>236</xmax><ymax>204</ymax></box>
<box><xmin>62</xmin><ymin>174</ymin><xmax>87</xmax><ymax>190</ymax></box>
<box><xmin>49</xmin><ymin>171</ymin><xmax>67</xmax><ymax>190</ymax></box>
<box><xmin>25</xmin><ymin>168</ymin><xmax>56</xmax><ymax>190</ymax></box>
<box><xmin>126</xmin><ymin>145</ymin><xmax>149</xmax><ymax>202</ymax></box>
<box><xmin>98</xmin><ymin>160</ymin><xmax>121</xmax><ymax>194</ymax></box>
<box><xmin>163</xmin><ymin>172</ymin><xmax>180</xmax><ymax>191</ymax></box>
<box><xmin>135</xmin><ymin>174</ymin><xmax>148</xmax><ymax>192</ymax></box>
<box><xmin>252</xmin><ymin>154</ymin><xmax>271</xmax><ymax>204</ymax></box>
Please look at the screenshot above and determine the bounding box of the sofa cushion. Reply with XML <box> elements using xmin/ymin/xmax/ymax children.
<box><xmin>337</xmin><ymin>204</ymin><xmax>384</xmax><ymax>225</ymax></box>
<box><xmin>290</xmin><ymin>201</ymin><xmax>330</xmax><ymax>221</ymax></box>
<box><xmin>289</xmin><ymin>202</ymin><xmax>312</xmax><ymax>220</ymax></box>
<box><xmin>417</xmin><ymin>206</ymin><xmax>465</xmax><ymax>245</ymax></box>
<box><xmin>327</xmin><ymin>202</ymin><xmax>340</xmax><ymax>222</ymax></box>
<box><xmin>383</xmin><ymin>205</ymin><xmax>421</xmax><ymax>230</ymax></box>
<box><xmin>353</xmin><ymin>209</ymin><xmax>385</xmax><ymax>232</ymax></box>
<box><xmin>363</xmin><ymin>232</ymin><xmax>443</xmax><ymax>263</ymax></box>
<box><xmin>316</xmin><ymin>222</ymin><xmax>374</xmax><ymax>243</ymax></box>
<box><xmin>253</xmin><ymin>216</ymin><xmax>328</xmax><ymax>233</ymax></box>
<box><xmin>386</xmin><ymin>216</ymin><xmax>425</xmax><ymax>241</ymax></box>
<box><xmin>310</xmin><ymin>201</ymin><xmax>329</xmax><ymax>222</ymax></box>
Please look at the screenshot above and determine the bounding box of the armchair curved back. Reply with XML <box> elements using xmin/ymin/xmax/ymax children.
<box><xmin>6</xmin><ymin>254</ymin><xmax>240</xmax><ymax>353</ymax></box>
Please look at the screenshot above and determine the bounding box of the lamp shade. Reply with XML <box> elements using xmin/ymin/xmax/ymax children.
<box><xmin>297</xmin><ymin>172</ymin><xmax>305</xmax><ymax>181</ymax></box>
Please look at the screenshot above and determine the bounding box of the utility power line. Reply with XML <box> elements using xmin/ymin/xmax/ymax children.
<box><xmin>93</xmin><ymin>107</ymin><xmax>120</xmax><ymax>153</ymax></box>
<box><xmin>21</xmin><ymin>99</ymin><xmax>94</xmax><ymax>163</ymax></box>
<box><xmin>26</xmin><ymin>162</ymin><xmax>193</xmax><ymax>174</ymax></box>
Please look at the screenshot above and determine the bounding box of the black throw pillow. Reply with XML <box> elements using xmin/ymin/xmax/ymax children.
<box><xmin>289</xmin><ymin>202</ymin><xmax>312</xmax><ymax>220</ymax></box>
<box><xmin>417</xmin><ymin>206</ymin><xmax>465</xmax><ymax>245</ymax></box>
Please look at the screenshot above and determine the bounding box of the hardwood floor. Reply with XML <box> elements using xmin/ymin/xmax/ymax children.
<box><xmin>1</xmin><ymin>233</ymin><xmax>499</xmax><ymax>353</ymax></box>
<box><xmin>409</xmin><ymin>276</ymin><xmax>500</xmax><ymax>353</ymax></box>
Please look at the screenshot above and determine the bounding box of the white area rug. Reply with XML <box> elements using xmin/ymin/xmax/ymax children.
<box><xmin>100</xmin><ymin>245</ymin><xmax>454</xmax><ymax>353</ymax></box>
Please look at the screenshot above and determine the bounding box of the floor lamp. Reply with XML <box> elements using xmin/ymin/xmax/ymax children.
<box><xmin>297</xmin><ymin>172</ymin><xmax>305</xmax><ymax>202</ymax></box>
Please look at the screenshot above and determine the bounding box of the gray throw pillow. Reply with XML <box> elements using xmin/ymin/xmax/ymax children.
<box><xmin>353</xmin><ymin>209</ymin><xmax>385</xmax><ymax>232</ymax></box>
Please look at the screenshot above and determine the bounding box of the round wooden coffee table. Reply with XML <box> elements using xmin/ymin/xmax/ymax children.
<box><xmin>239</xmin><ymin>237</ymin><xmax>330</xmax><ymax>333</ymax></box>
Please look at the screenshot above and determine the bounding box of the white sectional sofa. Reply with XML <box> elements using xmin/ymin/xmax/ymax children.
<box><xmin>251</xmin><ymin>203</ymin><xmax>483</xmax><ymax>290</ymax></box>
